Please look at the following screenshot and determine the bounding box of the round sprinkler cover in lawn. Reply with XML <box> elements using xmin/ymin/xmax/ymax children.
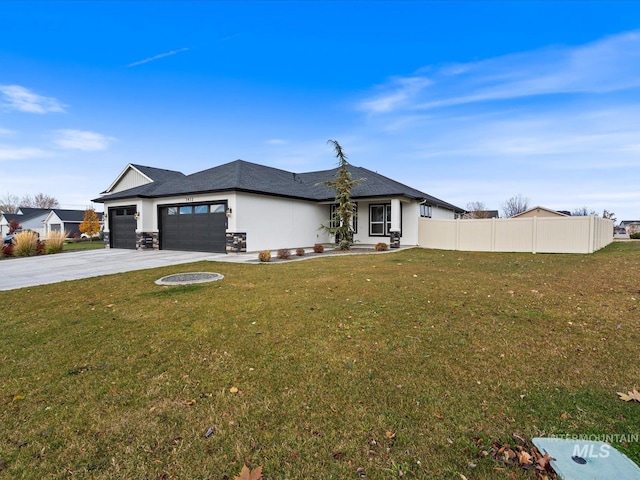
<box><xmin>155</xmin><ymin>272</ymin><xmax>224</xmax><ymax>285</ymax></box>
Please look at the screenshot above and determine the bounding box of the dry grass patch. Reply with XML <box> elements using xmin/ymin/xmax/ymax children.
<box><xmin>1</xmin><ymin>243</ymin><xmax>639</xmax><ymax>479</ymax></box>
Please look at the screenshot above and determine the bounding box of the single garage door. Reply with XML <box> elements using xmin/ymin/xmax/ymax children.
<box><xmin>110</xmin><ymin>206</ymin><xmax>137</xmax><ymax>249</ymax></box>
<box><xmin>160</xmin><ymin>203</ymin><xmax>227</xmax><ymax>253</ymax></box>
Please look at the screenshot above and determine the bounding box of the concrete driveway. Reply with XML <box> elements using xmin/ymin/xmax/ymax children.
<box><xmin>0</xmin><ymin>249</ymin><xmax>241</xmax><ymax>291</ymax></box>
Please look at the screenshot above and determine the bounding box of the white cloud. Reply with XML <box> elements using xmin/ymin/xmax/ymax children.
<box><xmin>52</xmin><ymin>129</ymin><xmax>115</xmax><ymax>151</ymax></box>
<box><xmin>358</xmin><ymin>30</ymin><xmax>640</xmax><ymax>114</ymax></box>
<box><xmin>359</xmin><ymin>76</ymin><xmax>432</xmax><ymax>113</ymax></box>
<box><xmin>266</xmin><ymin>138</ymin><xmax>288</xmax><ymax>145</ymax></box>
<box><xmin>0</xmin><ymin>127</ymin><xmax>15</xmax><ymax>136</ymax></box>
<box><xmin>0</xmin><ymin>145</ymin><xmax>50</xmax><ymax>161</ymax></box>
<box><xmin>0</xmin><ymin>85</ymin><xmax>66</xmax><ymax>114</ymax></box>
<box><xmin>128</xmin><ymin>47</ymin><xmax>190</xmax><ymax>67</ymax></box>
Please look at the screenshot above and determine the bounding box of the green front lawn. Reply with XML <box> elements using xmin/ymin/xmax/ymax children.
<box><xmin>63</xmin><ymin>240</ymin><xmax>106</xmax><ymax>251</ymax></box>
<box><xmin>1</xmin><ymin>243</ymin><xmax>639</xmax><ymax>479</ymax></box>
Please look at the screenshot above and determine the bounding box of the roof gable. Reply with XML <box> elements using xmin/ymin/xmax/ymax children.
<box><xmin>103</xmin><ymin>163</ymin><xmax>186</xmax><ymax>194</ymax></box>
<box><xmin>512</xmin><ymin>206</ymin><xmax>569</xmax><ymax>218</ymax></box>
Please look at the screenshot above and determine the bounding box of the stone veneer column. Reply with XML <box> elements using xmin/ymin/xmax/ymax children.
<box><xmin>226</xmin><ymin>232</ymin><xmax>247</xmax><ymax>253</ymax></box>
<box><xmin>390</xmin><ymin>231</ymin><xmax>400</xmax><ymax>249</ymax></box>
<box><xmin>136</xmin><ymin>232</ymin><xmax>159</xmax><ymax>250</ymax></box>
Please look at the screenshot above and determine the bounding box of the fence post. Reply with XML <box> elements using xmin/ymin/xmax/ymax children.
<box><xmin>491</xmin><ymin>217</ymin><xmax>496</xmax><ymax>252</ymax></box>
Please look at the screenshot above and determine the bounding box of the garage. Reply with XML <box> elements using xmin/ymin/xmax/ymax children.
<box><xmin>160</xmin><ymin>203</ymin><xmax>227</xmax><ymax>253</ymax></box>
<box><xmin>109</xmin><ymin>206</ymin><xmax>137</xmax><ymax>249</ymax></box>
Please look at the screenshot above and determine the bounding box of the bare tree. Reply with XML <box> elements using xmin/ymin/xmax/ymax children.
<box><xmin>0</xmin><ymin>193</ymin><xmax>20</xmax><ymax>213</ymax></box>
<box><xmin>572</xmin><ymin>206</ymin><xmax>597</xmax><ymax>216</ymax></box>
<box><xmin>19</xmin><ymin>193</ymin><xmax>60</xmax><ymax>209</ymax></box>
<box><xmin>602</xmin><ymin>209</ymin><xmax>616</xmax><ymax>224</ymax></box>
<box><xmin>465</xmin><ymin>201</ymin><xmax>492</xmax><ymax>219</ymax></box>
<box><xmin>502</xmin><ymin>194</ymin><xmax>529</xmax><ymax>218</ymax></box>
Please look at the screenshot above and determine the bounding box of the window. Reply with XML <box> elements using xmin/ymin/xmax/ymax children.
<box><xmin>370</xmin><ymin>205</ymin><xmax>386</xmax><ymax>235</ymax></box>
<box><xmin>194</xmin><ymin>205</ymin><xmax>208</xmax><ymax>214</ymax></box>
<box><xmin>167</xmin><ymin>207</ymin><xmax>178</xmax><ymax>216</ymax></box>
<box><xmin>179</xmin><ymin>206</ymin><xmax>193</xmax><ymax>215</ymax></box>
<box><xmin>329</xmin><ymin>203</ymin><xmax>358</xmax><ymax>233</ymax></box>
<box><xmin>211</xmin><ymin>204</ymin><xmax>226</xmax><ymax>214</ymax></box>
<box><xmin>420</xmin><ymin>204</ymin><xmax>432</xmax><ymax>218</ymax></box>
<box><xmin>369</xmin><ymin>204</ymin><xmax>400</xmax><ymax>236</ymax></box>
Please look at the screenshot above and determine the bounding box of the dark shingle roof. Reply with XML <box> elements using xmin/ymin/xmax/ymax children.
<box><xmin>95</xmin><ymin>159</ymin><xmax>463</xmax><ymax>212</ymax></box>
<box><xmin>130</xmin><ymin>164</ymin><xmax>187</xmax><ymax>183</ymax></box>
<box><xmin>51</xmin><ymin>209</ymin><xmax>104</xmax><ymax>222</ymax></box>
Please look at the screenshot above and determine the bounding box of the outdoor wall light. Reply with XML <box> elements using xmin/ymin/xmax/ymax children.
<box><xmin>226</xmin><ymin>207</ymin><xmax>233</xmax><ymax>217</ymax></box>
<box><xmin>134</xmin><ymin>212</ymin><xmax>140</xmax><ymax>220</ymax></box>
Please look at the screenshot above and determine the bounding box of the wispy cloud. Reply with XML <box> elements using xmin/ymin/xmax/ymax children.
<box><xmin>0</xmin><ymin>127</ymin><xmax>15</xmax><ymax>136</ymax></box>
<box><xmin>0</xmin><ymin>85</ymin><xmax>66</xmax><ymax>114</ymax></box>
<box><xmin>0</xmin><ymin>144</ymin><xmax>50</xmax><ymax>161</ymax></box>
<box><xmin>266</xmin><ymin>138</ymin><xmax>288</xmax><ymax>145</ymax></box>
<box><xmin>359</xmin><ymin>77</ymin><xmax>432</xmax><ymax>114</ymax></box>
<box><xmin>359</xmin><ymin>30</ymin><xmax>640</xmax><ymax>114</ymax></box>
<box><xmin>52</xmin><ymin>129</ymin><xmax>115</xmax><ymax>151</ymax></box>
<box><xmin>128</xmin><ymin>47</ymin><xmax>190</xmax><ymax>67</ymax></box>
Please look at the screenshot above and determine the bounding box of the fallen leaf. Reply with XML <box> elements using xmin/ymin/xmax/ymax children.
<box><xmin>230</xmin><ymin>386</ymin><xmax>239</xmax><ymax>394</ymax></box>
<box><xmin>617</xmin><ymin>388</ymin><xmax>640</xmax><ymax>403</ymax></box>
<box><xmin>385</xmin><ymin>430</ymin><xmax>396</xmax><ymax>440</ymax></box>
<box><xmin>561</xmin><ymin>412</ymin><xmax>568</xmax><ymax>419</ymax></box>
<box><xmin>183</xmin><ymin>399</ymin><xmax>196</xmax><ymax>406</ymax></box>
<box><xmin>234</xmin><ymin>464</ymin><xmax>263</xmax><ymax>480</ymax></box>
<box><xmin>518</xmin><ymin>450</ymin><xmax>532</xmax><ymax>466</ymax></box>
<box><xmin>12</xmin><ymin>395</ymin><xmax>25</xmax><ymax>402</ymax></box>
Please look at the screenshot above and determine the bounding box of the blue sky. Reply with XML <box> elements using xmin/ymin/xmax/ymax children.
<box><xmin>1</xmin><ymin>1</ymin><xmax>639</xmax><ymax>221</ymax></box>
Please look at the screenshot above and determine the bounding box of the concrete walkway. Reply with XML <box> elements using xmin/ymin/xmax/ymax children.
<box><xmin>0</xmin><ymin>248</ymin><xmax>255</xmax><ymax>291</ymax></box>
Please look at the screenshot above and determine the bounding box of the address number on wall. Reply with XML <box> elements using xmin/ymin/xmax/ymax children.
<box><xmin>185</xmin><ymin>197</ymin><xmax>194</xmax><ymax>203</ymax></box>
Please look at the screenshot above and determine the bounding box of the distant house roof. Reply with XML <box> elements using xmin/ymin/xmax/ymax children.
<box><xmin>463</xmin><ymin>210</ymin><xmax>499</xmax><ymax>219</ymax></box>
<box><xmin>511</xmin><ymin>206</ymin><xmax>569</xmax><ymax>218</ymax></box>
<box><xmin>0</xmin><ymin>208</ymin><xmax>50</xmax><ymax>224</ymax></box>
<box><xmin>49</xmin><ymin>209</ymin><xmax>104</xmax><ymax>222</ymax></box>
<box><xmin>95</xmin><ymin>160</ymin><xmax>464</xmax><ymax>212</ymax></box>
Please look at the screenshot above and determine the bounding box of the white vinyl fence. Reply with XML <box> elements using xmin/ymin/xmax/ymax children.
<box><xmin>418</xmin><ymin>216</ymin><xmax>613</xmax><ymax>254</ymax></box>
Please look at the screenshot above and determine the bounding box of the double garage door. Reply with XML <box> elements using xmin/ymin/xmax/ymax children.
<box><xmin>160</xmin><ymin>203</ymin><xmax>227</xmax><ymax>253</ymax></box>
<box><xmin>109</xmin><ymin>203</ymin><xmax>227</xmax><ymax>253</ymax></box>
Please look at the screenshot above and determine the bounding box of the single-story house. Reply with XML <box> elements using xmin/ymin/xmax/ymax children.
<box><xmin>511</xmin><ymin>206</ymin><xmax>569</xmax><ymax>219</ymax></box>
<box><xmin>1</xmin><ymin>207</ymin><xmax>103</xmax><ymax>238</ymax></box>
<box><xmin>0</xmin><ymin>207</ymin><xmax>50</xmax><ymax>237</ymax></box>
<box><xmin>94</xmin><ymin>160</ymin><xmax>464</xmax><ymax>253</ymax></box>
<box><xmin>43</xmin><ymin>209</ymin><xmax>104</xmax><ymax>238</ymax></box>
<box><xmin>619</xmin><ymin>220</ymin><xmax>640</xmax><ymax>235</ymax></box>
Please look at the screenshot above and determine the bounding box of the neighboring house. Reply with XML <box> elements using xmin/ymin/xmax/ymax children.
<box><xmin>1</xmin><ymin>207</ymin><xmax>103</xmax><ymax>238</ymax></box>
<box><xmin>0</xmin><ymin>207</ymin><xmax>50</xmax><ymax>237</ymax></box>
<box><xmin>94</xmin><ymin>160</ymin><xmax>464</xmax><ymax>253</ymax></box>
<box><xmin>511</xmin><ymin>206</ymin><xmax>569</xmax><ymax>219</ymax></box>
<box><xmin>44</xmin><ymin>209</ymin><xmax>104</xmax><ymax>238</ymax></box>
<box><xmin>619</xmin><ymin>220</ymin><xmax>640</xmax><ymax>235</ymax></box>
<box><xmin>462</xmin><ymin>210</ymin><xmax>499</xmax><ymax>219</ymax></box>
